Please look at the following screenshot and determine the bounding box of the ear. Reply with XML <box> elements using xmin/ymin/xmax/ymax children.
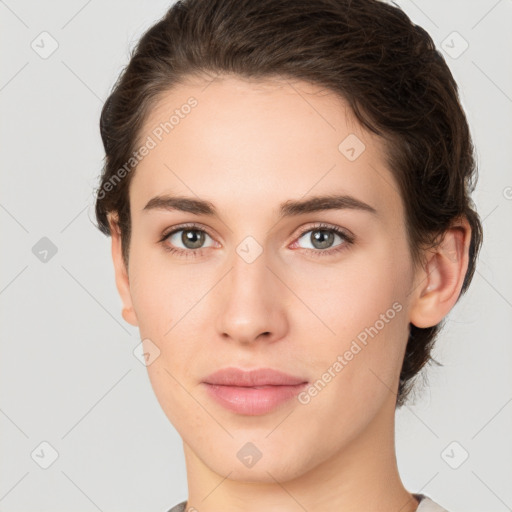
<box><xmin>409</xmin><ymin>216</ymin><xmax>472</xmax><ymax>328</ymax></box>
<box><xmin>108</xmin><ymin>213</ymin><xmax>138</xmax><ymax>327</ymax></box>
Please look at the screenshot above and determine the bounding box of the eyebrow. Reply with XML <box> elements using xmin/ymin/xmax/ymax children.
<box><xmin>143</xmin><ymin>193</ymin><xmax>378</xmax><ymax>219</ymax></box>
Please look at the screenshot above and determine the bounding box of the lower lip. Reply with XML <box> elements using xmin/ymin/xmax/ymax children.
<box><xmin>202</xmin><ymin>382</ymin><xmax>308</xmax><ymax>415</ymax></box>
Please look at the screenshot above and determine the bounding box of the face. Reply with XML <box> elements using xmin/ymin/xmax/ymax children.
<box><xmin>113</xmin><ymin>75</ymin><xmax>419</xmax><ymax>482</ymax></box>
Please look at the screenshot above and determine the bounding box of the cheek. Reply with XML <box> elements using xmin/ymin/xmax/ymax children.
<box><xmin>290</xmin><ymin>241</ymin><xmax>409</xmax><ymax>339</ymax></box>
<box><xmin>127</xmin><ymin>245</ymin><xmax>197</xmax><ymax>338</ymax></box>
<box><xmin>292</xmin><ymin>290</ymin><xmax>408</xmax><ymax>455</ymax></box>
<box><xmin>128</xmin><ymin>255</ymin><xmax>205</xmax><ymax>428</ymax></box>
<box><xmin>290</xmin><ymin>245</ymin><xmax>411</xmax><ymax>404</ymax></box>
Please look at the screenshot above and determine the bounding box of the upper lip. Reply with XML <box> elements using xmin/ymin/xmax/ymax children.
<box><xmin>203</xmin><ymin>367</ymin><xmax>308</xmax><ymax>387</ymax></box>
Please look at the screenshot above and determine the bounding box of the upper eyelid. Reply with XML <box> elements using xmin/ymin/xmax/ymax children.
<box><xmin>163</xmin><ymin>222</ymin><xmax>213</xmax><ymax>237</ymax></box>
<box><xmin>296</xmin><ymin>223</ymin><xmax>353</xmax><ymax>244</ymax></box>
<box><xmin>298</xmin><ymin>223</ymin><xmax>349</xmax><ymax>235</ymax></box>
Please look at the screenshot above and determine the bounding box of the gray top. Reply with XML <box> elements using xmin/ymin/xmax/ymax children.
<box><xmin>165</xmin><ymin>493</ymin><xmax>449</xmax><ymax>512</ymax></box>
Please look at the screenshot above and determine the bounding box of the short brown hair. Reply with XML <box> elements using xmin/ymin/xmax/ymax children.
<box><xmin>95</xmin><ymin>0</ymin><xmax>483</xmax><ymax>407</ymax></box>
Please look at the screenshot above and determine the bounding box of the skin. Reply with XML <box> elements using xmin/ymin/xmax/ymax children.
<box><xmin>108</xmin><ymin>75</ymin><xmax>471</xmax><ymax>512</ymax></box>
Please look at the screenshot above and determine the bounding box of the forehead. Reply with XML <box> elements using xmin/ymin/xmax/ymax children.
<box><xmin>129</xmin><ymin>75</ymin><xmax>403</xmax><ymax>225</ymax></box>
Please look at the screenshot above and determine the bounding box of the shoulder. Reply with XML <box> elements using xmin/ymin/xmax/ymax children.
<box><xmin>414</xmin><ymin>493</ymin><xmax>451</xmax><ymax>512</ymax></box>
<box><xmin>164</xmin><ymin>500</ymin><xmax>188</xmax><ymax>512</ymax></box>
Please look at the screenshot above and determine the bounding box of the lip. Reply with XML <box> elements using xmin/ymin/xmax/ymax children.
<box><xmin>202</xmin><ymin>367</ymin><xmax>308</xmax><ymax>415</ymax></box>
<box><xmin>203</xmin><ymin>367</ymin><xmax>307</xmax><ymax>387</ymax></box>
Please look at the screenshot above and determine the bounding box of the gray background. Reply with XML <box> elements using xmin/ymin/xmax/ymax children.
<box><xmin>1</xmin><ymin>0</ymin><xmax>511</xmax><ymax>511</ymax></box>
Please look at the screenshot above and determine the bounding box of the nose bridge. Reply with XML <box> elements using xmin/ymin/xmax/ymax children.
<box><xmin>231</xmin><ymin>238</ymin><xmax>270</xmax><ymax>299</ymax></box>
<box><xmin>214</xmin><ymin>236</ymin><xmax>287</xmax><ymax>343</ymax></box>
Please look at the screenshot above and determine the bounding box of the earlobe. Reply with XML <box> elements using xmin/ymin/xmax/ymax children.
<box><xmin>409</xmin><ymin>218</ymin><xmax>471</xmax><ymax>329</ymax></box>
<box><xmin>122</xmin><ymin>306</ymin><xmax>138</xmax><ymax>326</ymax></box>
<box><xmin>108</xmin><ymin>213</ymin><xmax>139</xmax><ymax>327</ymax></box>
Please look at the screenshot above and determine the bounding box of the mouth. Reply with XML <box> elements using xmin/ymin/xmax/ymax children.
<box><xmin>202</xmin><ymin>367</ymin><xmax>308</xmax><ymax>415</ymax></box>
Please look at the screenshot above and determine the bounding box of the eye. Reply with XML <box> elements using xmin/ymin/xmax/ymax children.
<box><xmin>292</xmin><ymin>223</ymin><xmax>354</xmax><ymax>256</ymax></box>
<box><xmin>159</xmin><ymin>223</ymin><xmax>216</xmax><ymax>257</ymax></box>
<box><xmin>159</xmin><ymin>222</ymin><xmax>354</xmax><ymax>258</ymax></box>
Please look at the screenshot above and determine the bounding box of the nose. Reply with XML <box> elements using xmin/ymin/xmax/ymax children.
<box><xmin>214</xmin><ymin>246</ymin><xmax>289</xmax><ymax>346</ymax></box>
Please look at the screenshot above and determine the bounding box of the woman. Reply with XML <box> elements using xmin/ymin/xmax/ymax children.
<box><xmin>94</xmin><ymin>0</ymin><xmax>483</xmax><ymax>510</ymax></box>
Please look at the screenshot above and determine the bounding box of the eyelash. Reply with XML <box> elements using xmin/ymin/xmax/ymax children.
<box><xmin>158</xmin><ymin>222</ymin><xmax>355</xmax><ymax>259</ymax></box>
